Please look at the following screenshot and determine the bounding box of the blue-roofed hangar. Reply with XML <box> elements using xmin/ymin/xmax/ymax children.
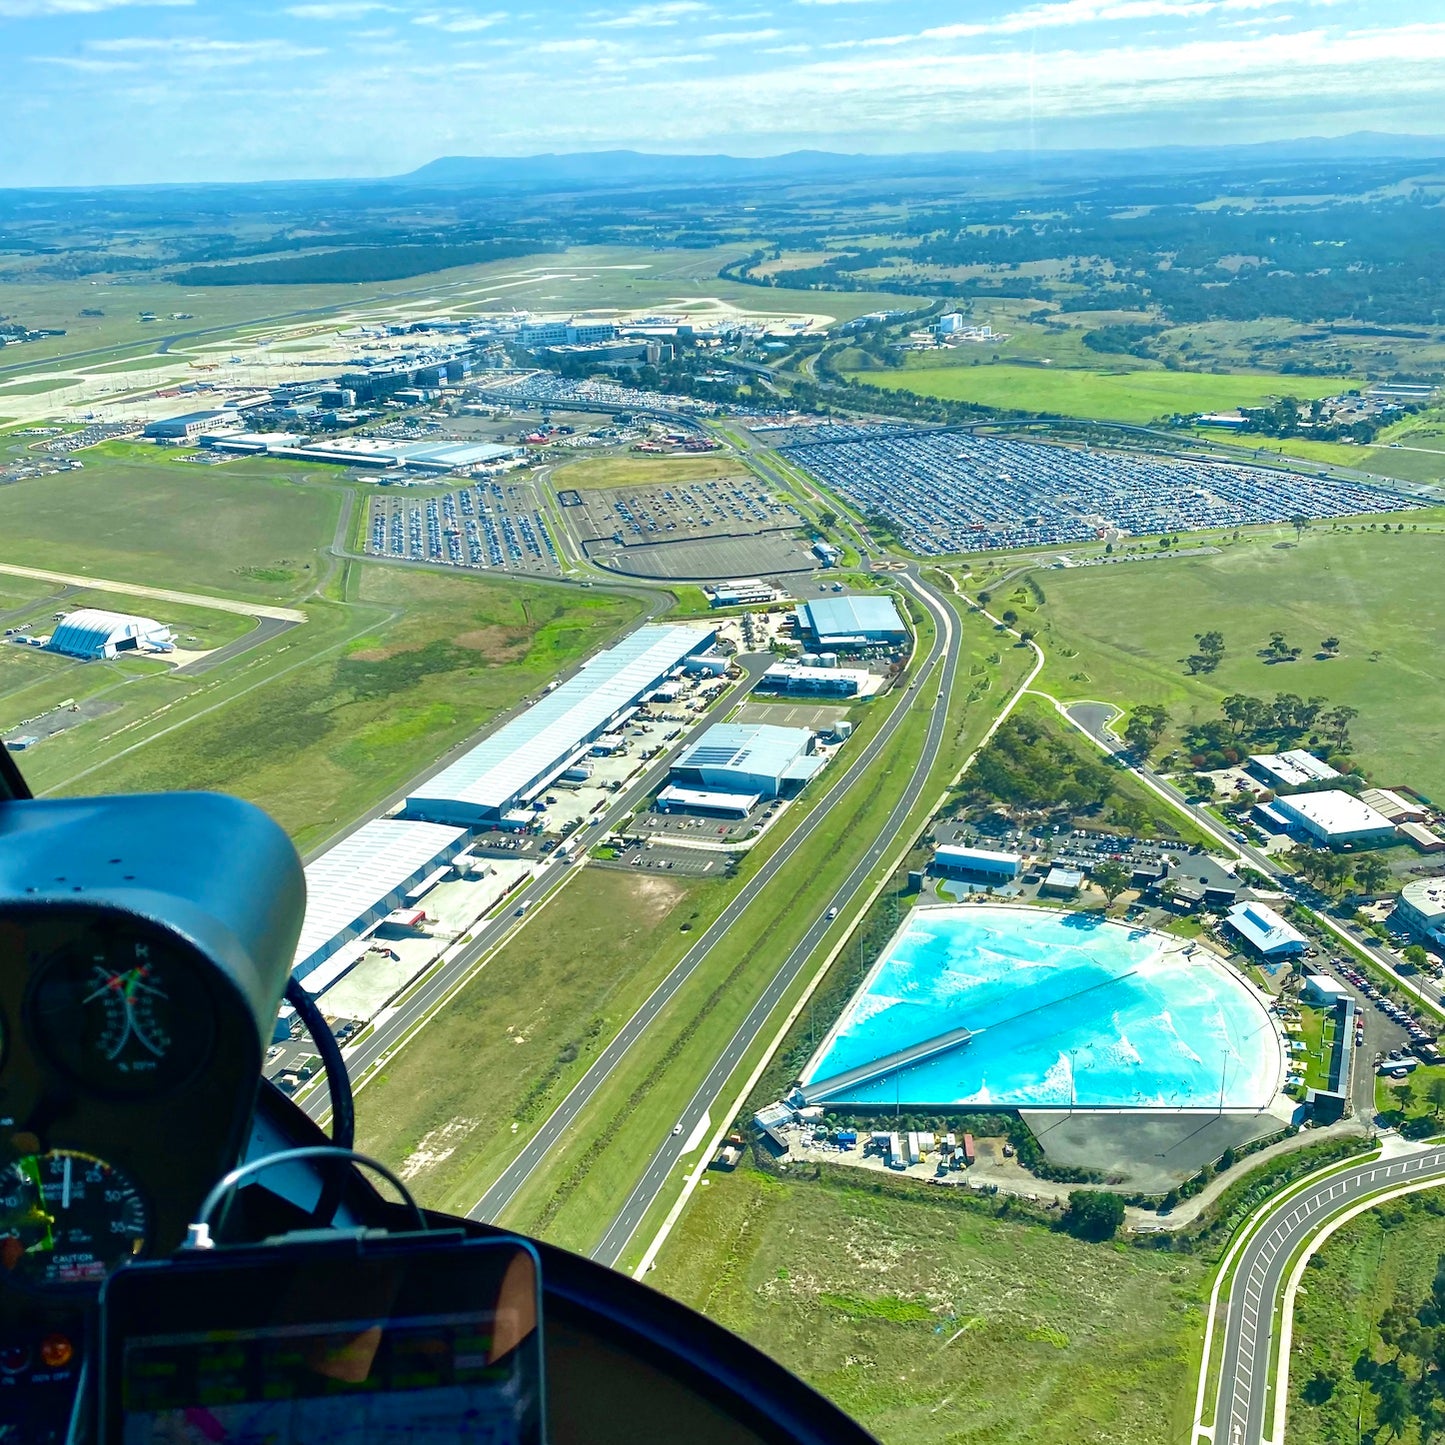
<box><xmin>404</xmin><ymin>622</ymin><xmax>716</xmax><ymax>827</ymax></box>
<box><xmin>292</xmin><ymin>818</ymin><xmax>468</xmax><ymax>983</ymax></box>
<box><xmin>798</xmin><ymin>594</ymin><xmax>907</xmax><ymax>649</ymax></box>
<box><xmin>46</xmin><ymin>608</ymin><xmax>174</xmax><ymax>660</ymax></box>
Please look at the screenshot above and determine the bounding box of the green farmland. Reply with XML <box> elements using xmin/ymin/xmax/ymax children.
<box><xmin>849</xmin><ymin>364</ymin><xmax>1346</xmax><ymax>425</ymax></box>
<box><xmin>1025</xmin><ymin>519</ymin><xmax>1445</xmax><ymax>800</ymax></box>
<box><xmin>653</xmin><ymin>1168</ymin><xmax>1204</xmax><ymax>1445</ymax></box>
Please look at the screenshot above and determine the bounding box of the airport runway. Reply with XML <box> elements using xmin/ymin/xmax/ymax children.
<box><xmin>469</xmin><ymin>567</ymin><xmax>961</xmax><ymax>1228</ymax></box>
<box><xmin>1212</xmin><ymin>1145</ymin><xmax>1445</xmax><ymax>1445</ymax></box>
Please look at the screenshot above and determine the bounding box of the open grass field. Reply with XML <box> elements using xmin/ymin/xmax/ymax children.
<box><xmin>551</xmin><ymin>452</ymin><xmax>748</xmax><ymax>490</ymax></box>
<box><xmin>652</xmin><ymin>1167</ymin><xmax>1205</xmax><ymax>1445</ymax></box>
<box><xmin>0</xmin><ymin>450</ymin><xmax>343</xmax><ymax>601</ymax></box>
<box><xmin>848</xmin><ymin>364</ymin><xmax>1346</xmax><ymax>425</ymax></box>
<box><xmin>1288</xmin><ymin>1189</ymin><xmax>1445</xmax><ymax>1445</ymax></box>
<box><xmin>0</xmin><ymin>377</ymin><xmax>81</xmax><ymax>396</ymax></box>
<box><xmin>1024</xmin><ymin>519</ymin><xmax>1445</xmax><ymax>801</ymax></box>
<box><xmin>354</xmin><ymin>866</ymin><xmax>716</xmax><ymax>1216</ymax></box>
<box><xmin>20</xmin><ymin>565</ymin><xmax>644</xmax><ymax>851</ymax></box>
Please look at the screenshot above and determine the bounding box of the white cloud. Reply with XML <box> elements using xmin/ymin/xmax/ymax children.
<box><xmin>80</xmin><ymin>35</ymin><xmax>328</xmax><ymax>64</ymax></box>
<box><xmin>0</xmin><ymin>0</ymin><xmax>190</xmax><ymax>14</ymax></box>
<box><xmin>413</xmin><ymin>7</ymin><xmax>508</xmax><ymax>30</ymax></box>
<box><xmin>702</xmin><ymin>26</ymin><xmax>781</xmax><ymax>42</ymax></box>
<box><xmin>593</xmin><ymin>2</ymin><xmax>710</xmax><ymax>28</ymax></box>
<box><xmin>286</xmin><ymin>1</ymin><xmax>394</xmax><ymax>18</ymax></box>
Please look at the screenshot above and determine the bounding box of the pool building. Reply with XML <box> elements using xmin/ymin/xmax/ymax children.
<box><xmin>800</xmin><ymin>904</ymin><xmax>1285</xmax><ymax>1113</ymax></box>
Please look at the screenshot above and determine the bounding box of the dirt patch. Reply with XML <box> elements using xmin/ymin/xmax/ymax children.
<box><xmin>348</xmin><ymin>641</ymin><xmax>426</xmax><ymax>663</ymax></box>
<box><xmin>455</xmin><ymin>626</ymin><xmax>532</xmax><ymax>662</ymax></box>
<box><xmin>628</xmin><ymin>874</ymin><xmax>687</xmax><ymax>924</ymax></box>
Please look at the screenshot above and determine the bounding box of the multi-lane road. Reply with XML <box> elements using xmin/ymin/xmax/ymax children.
<box><xmin>296</xmin><ymin>651</ymin><xmax>767</xmax><ymax>1124</ymax></box>
<box><xmin>471</xmin><ymin>567</ymin><xmax>962</xmax><ymax>1230</ymax></box>
<box><xmin>1211</xmin><ymin>1145</ymin><xmax>1445</xmax><ymax>1445</ymax></box>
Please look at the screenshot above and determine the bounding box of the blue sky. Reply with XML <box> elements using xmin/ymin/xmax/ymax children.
<box><xmin>3</xmin><ymin>0</ymin><xmax>1444</xmax><ymax>186</ymax></box>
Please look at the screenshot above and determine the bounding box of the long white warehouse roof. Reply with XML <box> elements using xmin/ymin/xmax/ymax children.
<box><xmin>294</xmin><ymin>818</ymin><xmax>466</xmax><ymax>973</ymax></box>
<box><xmin>408</xmin><ymin>623</ymin><xmax>714</xmax><ymax>816</ymax></box>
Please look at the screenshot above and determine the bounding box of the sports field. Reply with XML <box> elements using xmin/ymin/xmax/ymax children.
<box><xmin>849</xmin><ymin>364</ymin><xmax>1345</xmax><ymax>425</ymax></box>
<box><xmin>1028</xmin><ymin>519</ymin><xmax>1445</xmax><ymax>800</ymax></box>
<box><xmin>653</xmin><ymin>1168</ymin><xmax>1203</xmax><ymax>1445</ymax></box>
<box><xmin>0</xmin><ymin>451</ymin><xmax>343</xmax><ymax>601</ymax></box>
<box><xmin>551</xmin><ymin>452</ymin><xmax>748</xmax><ymax>490</ymax></box>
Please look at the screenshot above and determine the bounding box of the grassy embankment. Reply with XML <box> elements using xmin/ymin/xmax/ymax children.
<box><xmin>1011</xmin><ymin>520</ymin><xmax>1445</xmax><ymax>802</ymax></box>
<box><xmin>1288</xmin><ymin>1190</ymin><xmax>1445</xmax><ymax>1445</ymax></box>
<box><xmin>652</xmin><ymin>1168</ymin><xmax>1206</xmax><ymax>1445</ymax></box>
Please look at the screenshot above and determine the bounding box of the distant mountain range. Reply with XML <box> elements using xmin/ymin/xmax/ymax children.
<box><xmin>394</xmin><ymin>133</ymin><xmax>1445</xmax><ymax>191</ymax></box>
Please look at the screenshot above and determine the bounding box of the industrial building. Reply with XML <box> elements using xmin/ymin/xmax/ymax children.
<box><xmin>201</xmin><ymin>433</ymin><xmax>520</xmax><ymax>472</ymax></box>
<box><xmin>709</xmin><ymin>579</ymin><xmax>786</xmax><ymax>608</ymax></box>
<box><xmin>1360</xmin><ymin>787</ymin><xmax>1430</xmax><ymax>824</ymax></box>
<box><xmin>669</xmin><ymin>722</ymin><xmax>823</xmax><ymax>799</ymax></box>
<box><xmin>797</xmin><ymin>595</ymin><xmax>908</xmax><ymax>649</ymax></box>
<box><xmin>1396</xmin><ymin>878</ymin><xmax>1445</xmax><ymax>946</ymax></box>
<box><xmin>405</xmin><ymin>623</ymin><xmax>715</xmax><ymax>826</ymax></box>
<box><xmin>1303</xmin><ymin>974</ymin><xmax>1351</xmax><ymax>1006</ymax></box>
<box><xmin>143</xmin><ymin>410</ymin><xmax>229</xmax><ymax>442</ymax></box>
<box><xmin>655</xmin><ymin>785</ymin><xmax>757</xmax><ymax>819</ymax></box>
<box><xmin>757</xmin><ymin>661</ymin><xmax>871</xmax><ymax>698</ymax></box>
<box><xmin>1271</xmin><ymin>790</ymin><xmax>1398</xmax><ymax>847</ymax></box>
<box><xmin>930</xmin><ymin>845</ymin><xmax>1020</xmax><ymax>881</ymax></box>
<box><xmin>292</xmin><ymin>818</ymin><xmax>468</xmax><ymax>984</ymax></box>
<box><xmin>1247</xmin><ymin>750</ymin><xmax>1341</xmax><ymax>790</ymax></box>
<box><xmin>1224</xmin><ymin>901</ymin><xmax>1308</xmax><ymax>959</ymax></box>
<box><xmin>46</xmin><ymin>609</ymin><xmax>174</xmax><ymax>660</ymax></box>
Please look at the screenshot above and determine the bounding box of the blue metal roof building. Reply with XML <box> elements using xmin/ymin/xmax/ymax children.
<box><xmin>670</xmin><ymin>722</ymin><xmax>823</xmax><ymax>799</ymax></box>
<box><xmin>405</xmin><ymin>623</ymin><xmax>715</xmax><ymax>826</ymax></box>
<box><xmin>47</xmin><ymin>608</ymin><xmax>174</xmax><ymax>660</ymax></box>
<box><xmin>799</xmin><ymin>594</ymin><xmax>907</xmax><ymax>647</ymax></box>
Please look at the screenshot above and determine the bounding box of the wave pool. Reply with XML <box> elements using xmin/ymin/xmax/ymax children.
<box><xmin>801</xmin><ymin>905</ymin><xmax>1284</xmax><ymax>1110</ymax></box>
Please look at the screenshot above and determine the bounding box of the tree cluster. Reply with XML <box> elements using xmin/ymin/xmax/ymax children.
<box><xmin>969</xmin><ymin>714</ymin><xmax>1115</xmax><ymax>815</ymax></box>
<box><xmin>1182</xmin><ymin>693</ymin><xmax>1357</xmax><ymax>770</ymax></box>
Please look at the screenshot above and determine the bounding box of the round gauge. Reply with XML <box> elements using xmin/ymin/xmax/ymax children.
<box><xmin>28</xmin><ymin>930</ymin><xmax>215</xmax><ymax>1096</ymax></box>
<box><xmin>0</xmin><ymin>1151</ymin><xmax>147</xmax><ymax>1290</ymax></box>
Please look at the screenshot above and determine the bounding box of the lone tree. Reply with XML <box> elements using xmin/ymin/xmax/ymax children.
<box><xmin>1292</xmin><ymin>514</ymin><xmax>1310</xmax><ymax>541</ymax></box>
<box><xmin>1321</xmin><ymin>636</ymin><xmax>1341</xmax><ymax>655</ymax></box>
<box><xmin>1092</xmin><ymin>861</ymin><xmax>1132</xmax><ymax>905</ymax></box>
<box><xmin>1063</xmin><ymin>1190</ymin><xmax>1126</xmax><ymax>1242</ymax></box>
<box><xmin>1124</xmin><ymin>703</ymin><xmax>1170</xmax><ymax>760</ymax></box>
<box><xmin>1428</xmin><ymin>1076</ymin><xmax>1445</xmax><ymax>1118</ymax></box>
<box><xmin>1186</xmin><ymin>629</ymin><xmax>1226</xmax><ymax>675</ymax></box>
<box><xmin>1352</xmin><ymin>854</ymin><xmax>1392</xmax><ymax>895</ymax></box>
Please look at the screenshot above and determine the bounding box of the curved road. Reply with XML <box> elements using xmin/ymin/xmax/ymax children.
<box><xmin>590</xmin><ymin>569</ymin><xmax>964</xmax><ymax>1264</ymax></box>
<box><xmin>1212</xmin><ymin>1145</ymin><xmax>1445</xmax><ymax>1445</ymax></box>
<box><xmin>471</xmin><ymin>568</ymin><xmax>961</xmax><ymax>1225</ymax></box>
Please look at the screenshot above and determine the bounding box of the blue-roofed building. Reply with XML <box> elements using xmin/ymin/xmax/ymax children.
<box><xmin>405</xmin><ymin>623</ymin><xmax>715</xmax><ymax>826</ymax></box>
<box><xmin>798</xmin><ymin>594</ymin><xmax>907</xmax><ymax>649</ymax></box>
<box><xmin>46</xmin><ymin>608</ymin><xmax>174</xmax><ymax>660</ymax></box>
<box><xmin>669</xmin><ymin>722</ymin><xmax>823</xmax><ymax>799</ymax></box>
<box><xmin>1224</xmin><ymin>901</ymin><xmax>1308</xmax><ymax>958</ymax></box>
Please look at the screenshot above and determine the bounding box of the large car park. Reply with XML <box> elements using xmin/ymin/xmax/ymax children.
<box><xmin>368</xmin><ymin>481</ymin><xmax>561</xmax><ymax>575</ymax></box>
<box><xmin>781</xmin><ymin>429</ymin><xmax>1418</xmax><ymax>553</ymax></box>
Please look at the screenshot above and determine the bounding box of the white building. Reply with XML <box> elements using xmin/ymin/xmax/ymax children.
<box><xmin>46</xmin><ymin>609</ymin><xmax>174</xmax><ymax>660</ymax></box>
<box><xmin>1396</xmin><ymin>877</ymin><xmax>1445</xmax><ymax>946</ymax></box>
<box><xmin>669</xmin><ymin>722</ymin><xmax>823</xmax><ymax>799</ymax></box>
<box><xmin>1224</xmin><ymin>901</ymin><xmax>1308</xmax><ymax>958</ymax></box>
<box><xmin>931</xmin><ymin>845</ymin><xmax>1020</xmax><ymax>881</ymax></box>
<box><xmin>1272</xmin><ymin>790</ymin><xmax>1398</xmax><ymax>847</ymax></box>
<box><xmin>1360</xmin><ymin>788</ymin><xmax>1429</xmax><ymax>825</ymax></box>
<box><xmin>1247</xmin><ymin>750</ymin><xmax>1341</xmax><ymax>790</ymax></box>
<box><xmin>1303</xmin><ymin>974</ymin><xmax>1351</xmax><ymax>1006</ymax></box>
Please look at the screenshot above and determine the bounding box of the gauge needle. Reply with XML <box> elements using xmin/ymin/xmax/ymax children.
<box><xmin>62</xmin><ymin>1156</ymin><xmax>71</xmax><ymax>1211</ymax></box>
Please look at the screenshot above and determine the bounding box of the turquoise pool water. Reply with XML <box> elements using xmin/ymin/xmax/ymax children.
<box><xmin>802</xmin><ymin>905</ymin><xmax>1283</xmax><ymax>1110</ymax></box>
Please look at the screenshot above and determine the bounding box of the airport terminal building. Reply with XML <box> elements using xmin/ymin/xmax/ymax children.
<box><xmin>405</xmin><ymin>623</ymin><xmax>716</xmax><ymax>827</ymax></box>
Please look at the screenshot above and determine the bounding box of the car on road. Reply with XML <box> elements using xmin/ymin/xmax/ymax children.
<box><xmin>825</xmin><ymin>906</ymin><xmax>838</xmax><ymax>920</ymax></box>
<box><xmin>672</xmin><ymin>1123</ymin><xmax>683</xmax><ymax>1136</ymax></box>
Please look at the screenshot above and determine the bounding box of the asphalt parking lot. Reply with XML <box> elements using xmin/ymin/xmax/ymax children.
<box><xmin>584</xmin><ymin>531</ymin><xmax>817</xmax><ymax>580</ymax></box>
<box><xmin>368</xmin><ymin>479</ymin><xmax>561</xmax><ymax>575</ymax></box>
<box><xmin>563</xmin><ymin>474</ymin><xmax>802</xmax><ymax>548</ymax></box>
<box><xmin>780</xmin><ymin>429</ymin><xmax>1418</xmax><ymax>553</ymax></box>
